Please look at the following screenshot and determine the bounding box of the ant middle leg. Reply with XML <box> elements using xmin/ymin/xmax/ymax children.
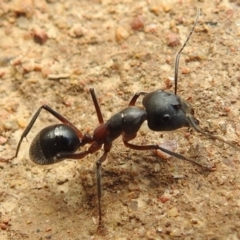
<box><xmin>128</xmin><ymin>92</ymin><xmax>148</xmax><ymax>106</ymax></box>
<box><xmin>122</xmin><ymin>134</ymin><xmax>212</xmax><ymax>170</ymax></box>
<box><xmin>89</xmin><ymin>88</ymin><xmax>104</xmax><ymax>124</ymax></box>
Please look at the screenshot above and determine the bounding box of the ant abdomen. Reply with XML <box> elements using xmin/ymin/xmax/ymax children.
<box><xmin>29</xmin><ymin>124</ymin><xmax>81</xmax><ymax>165</ymax></box>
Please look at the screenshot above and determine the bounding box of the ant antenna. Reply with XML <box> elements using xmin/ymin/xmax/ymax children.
<box><xmin>174</xmin><ymin>8</ymin><xmax>200</xmax><ymax>95</ymax></box>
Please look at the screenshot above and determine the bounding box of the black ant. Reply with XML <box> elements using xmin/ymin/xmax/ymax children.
<box><xmin>6</xmin><ymin>9</ymin><xmax>240</xmax><ymax>229</ymax></box>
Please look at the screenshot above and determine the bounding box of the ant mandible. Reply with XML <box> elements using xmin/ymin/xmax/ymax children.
<box><xmin>7</xmin><ymin>8</ymin><xmax>240</xmax><ymax>229</ymax></box>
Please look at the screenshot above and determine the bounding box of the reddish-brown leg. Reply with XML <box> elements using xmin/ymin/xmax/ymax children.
<box><xmin>89</xmin><ymin>88</ymin><xmax>104</xmax><ymax>124</ymax></box>
<box><xmin>128</xmin><ymin>92</ymin><xmax>148</xmax><ymax>106</ymax></box>
<box><xmin>122</xmin><ymin>134</ymin><xmax>211</xmax><ymax>169</ymax></box>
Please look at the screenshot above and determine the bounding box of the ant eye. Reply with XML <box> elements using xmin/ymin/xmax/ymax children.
<box><xmin>163</xmin><ymin>114</ymin><xmax>171</xmax><ymax>121</ymax></box>
<box><xmin>172</xmin><ymin>104</ymin><xmax>181</xmax><ymax>110</ymax></box>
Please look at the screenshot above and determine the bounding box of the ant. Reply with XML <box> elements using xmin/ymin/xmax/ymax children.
<box><xmin>6</xmin><ymin>8</ymin><xmax>240</xmax><ymax>229</ymax></box>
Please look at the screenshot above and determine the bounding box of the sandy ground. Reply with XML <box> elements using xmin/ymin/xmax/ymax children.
<box><xmin>1</xmin><ymin>0</ymin><xmax>240</xmax><ymax>239</ymax></box>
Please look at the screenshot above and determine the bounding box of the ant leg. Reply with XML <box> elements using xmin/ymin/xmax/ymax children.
<box><xmin>89</xmin><ymin>88</ymin><xmax>104</xmax><ymax>124</ymax></box>
<box><xmin>122</xmin><ymin>134</ymin><xmax>211</xmax><ymax>170</ymax></box>
<box><xmin>8</xmin><ymin>104</ymin><xmax>83</xmax><ymax>160</ymax></box>
<box><xmin>96</xmin><ymin>142</ymin><xmax>112</xmax><ymax>229</ymax></box>
<box><xmin>128</xmin><ymin>92</ymin><xmax>148</xmax><ymax>106</ymax></box>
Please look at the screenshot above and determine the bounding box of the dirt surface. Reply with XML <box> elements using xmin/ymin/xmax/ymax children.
<box><xmin>1</xmin><ymin>0</ymin><xmax>240</xmax><ymax>239</ymax></box>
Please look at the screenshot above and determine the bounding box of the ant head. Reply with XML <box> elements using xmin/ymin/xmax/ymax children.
<box><xmin>142</xmin><ymin>90</ymin><xmax>197</xmax><ymax>131</ymax></box>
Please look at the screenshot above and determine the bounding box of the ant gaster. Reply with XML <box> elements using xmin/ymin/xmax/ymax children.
<box><xmin>7</xmin><ymin>9</ymin><xmax>240</xmax><ymax>228</ymax></box>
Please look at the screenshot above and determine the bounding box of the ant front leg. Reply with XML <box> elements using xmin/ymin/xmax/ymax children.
<box><xmin>122</xmin><ymin>134</ymin><xmax>213</xmax><ymax>170</ymax></box>
<box><xmin>8</xmin><ymin>104</ymin><xmax>84</xmax><ymax>161</ymax></box>
<box><xmin>128</xmin><ymin>92</ymin><xmax>148</xmax><ymax>106</ymax></box>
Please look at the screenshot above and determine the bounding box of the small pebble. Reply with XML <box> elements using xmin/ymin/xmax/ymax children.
<box><xmin>16</xmin><ymin>16</ymin><xmax>30</xmax><ymax>29</ymax></box>
<box><xmin>17</xmin><ymin>118</ymin><xmax>27</xmax><ymax>128</ymax></box>
<box><xmin>69</xmin><ymin>24</ymin><xmax>84</xmax><ymax>38</ymax></box>
<box><xmin>31</xmin><ymin>27</ymin><xmax>48</xmax><ymax>45</ymax></box>
<box><xmin>168</xmin><ymin>207</ymin><xmax>179</xmax><ymax>217</ymax></box>
<box><xmin>149</xmin><ymin>5</ymin><xmax>162</xmax><ymax>15</ymax></box>
<box><xmin>13</xmin><ymin>0</ymin><xmax>35</xmax><ymax>18</ymax></box>
<box><xmin>181</xmin><ymin>67</ymin><xmax>190</xmax><ymax>74</ymax></box>
<box><xmin>115</xmin><ymin>26</ymin><xmax>130</xmax><ymax>43</ymax></box>
<box><xmin>0</xmin><ymin>223</ymin><xmax>7</xmax><ymax>230</ymax></box>
<box><xmin>130</xmin><ymin>16</ymin><xmax>144</xmax><ymax>31</ymax></box>
<box><xmin>166</xmin><ymin>32</ymin><xmax>180</xmax><ymax>47</ymax></box>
